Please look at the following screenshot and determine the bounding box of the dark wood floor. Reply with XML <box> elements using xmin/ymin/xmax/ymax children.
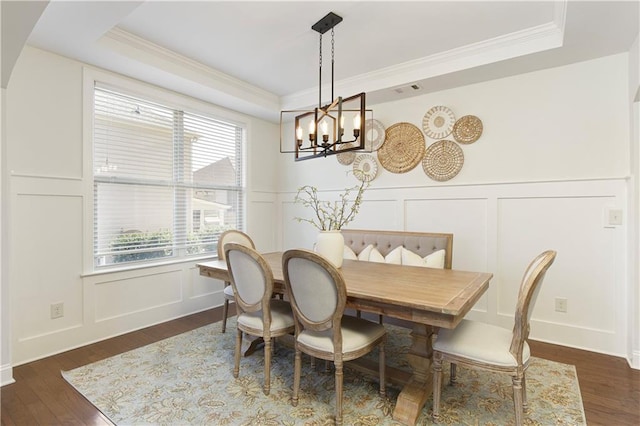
<box><xmin>1</xmin><ymin>307</ymin><xmax>638</xmax><ymax>425</ymax></box>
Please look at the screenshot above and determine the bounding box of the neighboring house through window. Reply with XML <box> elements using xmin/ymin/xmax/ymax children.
<box><xmin>92</xmin><ymin>84</ymin><xmax>245</xmax><ymax>268</ymax></box>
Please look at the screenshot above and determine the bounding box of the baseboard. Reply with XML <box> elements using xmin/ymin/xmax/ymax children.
<box><xmin>630</xmin><ymin>350</ymin><xmax>640</xmax><ymax>370</ymax></box>
<box><xmin>1</xmin><ymin>362</ymin><xmax>15</xmax><ymax>386</ymax></box>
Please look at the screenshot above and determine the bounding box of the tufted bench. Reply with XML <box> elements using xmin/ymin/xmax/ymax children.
<box><xmin>342</xmin><ymin>229</ymin><xmax>453</xmax><ymax>269</ymax></box>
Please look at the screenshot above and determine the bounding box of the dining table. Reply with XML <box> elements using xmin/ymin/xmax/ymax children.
<box><xmin>197</xmin><ymin>252</ymin><xmax>492</xmax><ymax>426</ymax></box>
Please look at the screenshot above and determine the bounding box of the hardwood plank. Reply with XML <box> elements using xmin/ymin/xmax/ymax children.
<box><xmin>1</xmin><ymin>385</ymin><xmax>35</xmax><ymax>426</ymax></box>
<box><xmin>15</xmin><ymin>362</ymin><xmax>83</xmax><ymax>424</ymax></box>
<box><xmin>1</xmin><ymin>308</ymin><xmax>638</xmax><ymax>426</ymax></box>
<box><xmin>528</xmin><ymin>340</ymin><xmax>640</xmax><ymax>426</ymax></box>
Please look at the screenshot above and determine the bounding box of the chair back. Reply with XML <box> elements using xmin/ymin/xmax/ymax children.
<box><xmin>217</xmin><ymin>230</ymin><xmax>255</xmax><ymax>260</ymax></box>
<box><xmin>510</xmin><ymin>250</ymin><xmax>557</xmax><ymax>362</ymax></box>
<box><xmin>282</xmin><ymin>249</ymin><xmax>347</xmax><ymax>335</ymax></box>
<box><xmin>225</xmin><ymin>243</ymin><xmax>274</xmax><ymax>318</ymax></box>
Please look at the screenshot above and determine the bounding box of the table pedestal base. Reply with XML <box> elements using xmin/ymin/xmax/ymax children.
<box><xmin>392</xmin><ymin>323</ymin><xmax>434</xmax><ymax>425</ymax></box>
<box><xmin>242</xmin><ymin>334</ymin><xmax>264</xmax><ymax>357</ymax></box>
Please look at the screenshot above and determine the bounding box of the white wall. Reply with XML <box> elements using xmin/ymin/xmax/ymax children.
<box><xmin>5</xmin><ymin>46</ymin><xmax>280</xmax><ymax>365</ymax></box>
<box><xmin>1</xmin><ymin>85</ymin><xmax>14</xmax><ymax>385</ymax></box>
<box><xmin>628</xmin><ymin>32</ymin><xmax>640</xmax><ymax>369</ymax></box>
<box><xmin>278</xmin><ymin>54</ymin><xmax>634</xmax><ymax>360</ymax></box>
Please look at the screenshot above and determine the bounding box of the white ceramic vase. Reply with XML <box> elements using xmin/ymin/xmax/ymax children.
<box><xmin>315</xmin><ymin>230</ymin><xmax>344</xmax><ymax>268</ymax></box>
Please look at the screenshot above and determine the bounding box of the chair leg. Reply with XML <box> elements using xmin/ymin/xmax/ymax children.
<box><xmin>335</xmin><ymin>360</ymin><xmax>344</xmax><ymax>426</ymax></box>
<box><xmin>221</xmin><ymin>298</ymin><xmax>229</xmax><ymax>333</ymax></box>
<box><xmin>292</xmin><ymin>347</ymin><xmax>301</xmax><ymax>407</ymax></box>
<box><xmin>233</xmin><ymin>328</ymin><xmax>242</xmax><ymax>378</ymax></box>
<box><xmin>379</xmin><ymin>340</ymin><xmax>386</xmax><ymax>397</ymax></box>
<box><xmin>512</xmin><ymin>374</ymin><xmax>525</xmax><ymax>426</ymax></box>
<box><xmin>522</xmin><ymin>372</ymin><xmax>528</xmax><ymax>413</ymax></box>
<box><xmin>432</xmin><ymin>353</ymin><xmax>443</xmax><ymax>421</ymax></box>
<box><xmin>449</xmin><ymin>362</ymin><xmax>458</xmax><ymax>384</ymax></box>
<box><xmin>263</xmin><ymin>337</ymin><xmax>271</xmax><ymax>395</ymax></box>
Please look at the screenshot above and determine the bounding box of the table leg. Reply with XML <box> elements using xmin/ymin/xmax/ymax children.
<box><xmin>392</xmin><ymin>323</ymin><xmax>434</xmax><ymax>425</ymax></box>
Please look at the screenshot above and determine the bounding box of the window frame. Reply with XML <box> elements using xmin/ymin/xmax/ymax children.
<box><xmin>83</xmin><ymin>69</ymin><xmax>248</xmax><ymax>274</ymax></box>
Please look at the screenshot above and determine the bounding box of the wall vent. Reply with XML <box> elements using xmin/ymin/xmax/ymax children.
<box><xmin>393</xmin><ymin>83</ymin><xmax>422</xmax><ymax>94</ymax></box>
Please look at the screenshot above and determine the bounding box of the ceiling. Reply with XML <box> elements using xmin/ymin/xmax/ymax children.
<box><xmin>12</xmin><ymin>1</ymin><xmax>640</xmax><ymax>121</ymax></box>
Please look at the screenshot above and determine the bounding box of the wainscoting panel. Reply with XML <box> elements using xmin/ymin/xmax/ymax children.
<box><xmin>281</xmin><ymin>200</ymin><xmax>319</xmax><ymax>251</ymax></box>
<box><xmin>11</xmin><ymin>193</ymin><xmax>84</xmax><ymax>341</ymax></box>
<box><xmin>405</xmin><ymin>198</ymin><xmax>489</xmax><ymax>272</ymax></box>
<box><xmin>94</xmin><ymin>269</ymin><xmax>183</xmax><ymax>322</ymax></box>
<box><xmin>186</xmin><ymin>265</ymin><xmax>223</xmax><ymax>317</ymax></box>
<box><xmin>349</xmin><ymin>199</ymin><xmax>402</xmax><ymax>231</ymax></box>
<box><xmin>497</xmin><ymin>196</ymin><xmax>618</xmax><ymax>332</ymax></box>
<box><xmin>248</xmin><ymin>199</ymin><xmax>277</xmax><ymax>252</ymax></box>
<box><xmin>346</xmin><ymin>199</ymin><xmax>402</xmax><ymax>231</ymax></box>
<box><xmin>189</xmin><ymin>264</ymin><xmax>220</xmax><ymax>297</ymax></box>
<box><xmin>188</xmin><ymin>263</ymin><xmax>226</xmax><ymax>309</ymax></box>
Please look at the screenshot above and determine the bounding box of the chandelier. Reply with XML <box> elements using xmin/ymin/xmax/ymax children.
<box><xmin>280</xmin><ymin>12</ymin><xmax>371</xmax><ymax>161</ymax></box>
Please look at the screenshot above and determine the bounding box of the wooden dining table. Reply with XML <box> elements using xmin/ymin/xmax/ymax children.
<box><xmin>197</xmin><ymin>252</ymin><xmax>492</xmax><ymax>425</ymax></box>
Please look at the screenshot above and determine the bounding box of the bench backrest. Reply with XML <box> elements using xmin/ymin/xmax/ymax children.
<box><xmin>341</xmin><ymin>229</ymin><xmax>453</xmax><ymax>269</ymax></box>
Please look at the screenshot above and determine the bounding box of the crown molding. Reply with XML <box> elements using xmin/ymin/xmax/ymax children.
<box><xmin>100</xmin><ymin>27</ymin><xmax>279</xmax><ymax>112</ymax></box>
<box><xmin>282</xmin><ymin>1</ymin><xmax>568</xmax><ymax>110</ymax></box>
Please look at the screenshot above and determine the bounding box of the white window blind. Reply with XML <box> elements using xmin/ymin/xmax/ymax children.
<box><xmin>93</xmin><ymin>85</ymin><xmax>245</xmax><ymax>268</ymax></box>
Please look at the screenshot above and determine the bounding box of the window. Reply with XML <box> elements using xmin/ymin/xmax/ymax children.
<box><xmin>93</xmin><ymin>85</ymin><xmax>245</xmax><ymax>268</ymax></box>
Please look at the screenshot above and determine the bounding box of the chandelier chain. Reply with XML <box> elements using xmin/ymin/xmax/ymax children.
<box><xmin>331</xmin><ymin>27</ymin><xmax>335</xmax><ymax>63</ymax></box>
<box><xmin>319</xmin><ymin>33</ymin><xmax>323</xmax><ymax>68</ymax></box>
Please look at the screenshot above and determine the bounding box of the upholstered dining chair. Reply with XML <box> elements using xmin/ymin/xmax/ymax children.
<box><xmin>432</xmin><ymin>250</ymin><xmax>557</xmax><ymax>426</ymax></box>
<box><xmin>217</xmin><ymin>229</ymin><xmax>255</xmax><ymax>333</ymax></box>
<box><xmin>225</xmin><ymin>243</ymin><xmax>295</xmax><ymax>395</ymax></box>
<box><xmin>282</xmin><ymin>249</ymin><xmax>387</xmax><ymax>426</ymax></box>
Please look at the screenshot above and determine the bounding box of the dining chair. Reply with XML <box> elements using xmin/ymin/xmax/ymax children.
<box><xmin>217</xmin><ymin>229</ymin><xmax>256</xmax><ymax>333</ymax></box>
<box><xmin>282</xmin><ymin>249</ymin><xmax>387</xmax><ymax>426</ymax></box>
<box><xmin>225</xmin><ymin>243</ymin><xmax>295</xmax><ymax>395</ymax></box>
<box><xmin>432</xmin><ymin>250</ymin><xmax>557</xmax><ymax>426</ymax></box>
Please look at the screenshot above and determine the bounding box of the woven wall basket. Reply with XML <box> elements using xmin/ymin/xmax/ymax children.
<box><xmin>365</xmin><ymin>119</ymin><xmax>386</xmax><ymax>151</ymax></box>
<box><xmin>422</xmin><ymin>139</ymin><xmax>464</xmax><ymax>181</ymax></box>
<box><xmin>423</xmin><ymin>105</ymin><xmax>455</xmax><ymax>139</ymax></box>
<box><xmin>452</xmin><ymin>115</ymin><xmax>483</xmax><ymax>144</ymax></box>
<box><xmin>352</xmin><ymin>154</ymin><xmax>378</xmax><ymax>182</ymax></box>
<box><xmin>336</xmin><ymin>142</ymin><xmax>357</xmax><ymax>165</ymax></box>
<box><xmin>377</xmin><ymin>122</ymin><xmax>425</xmax><ymax>174</ymax></box>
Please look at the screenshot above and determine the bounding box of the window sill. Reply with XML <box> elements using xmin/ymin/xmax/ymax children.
<box><xmin>81</xmin><ymin>254</ymin><xmax>218</xmax><ymax>278</ymax></box>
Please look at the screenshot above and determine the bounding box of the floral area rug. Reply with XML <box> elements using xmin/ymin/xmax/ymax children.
<box><xmin>62</xmin><ymin>318</ymin><xmax>585</xmax><ymax>425</ymax></box>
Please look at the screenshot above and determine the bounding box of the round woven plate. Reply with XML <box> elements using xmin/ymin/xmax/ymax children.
<box><xmin>452</xmin><ymin>115</ymin><xmax>483</xmax><ymax>144</ymax></box>
<box><xmin>365</xmin><ymin>119</ymin><xmax>386</xmax><ymax>151</ymax></box>
<box><xmin>377</xmin><ymin>122</ymin><xmax>425</xmax><ymax>174</ymax></box>
<box><xmin>353</xmin><ymin>154</ymin><xmax>378</xmax><ymax>182</ymax></box>
<box><xmin>423</xmin><ymin>106</ymin><xmax>455</xmax><ymax>139</ymax></box>
<box><xmin>336</xmin><ymin>142</ymin><xmax>357</xmax><ymax>165</ymax></box>
<box><xmin>422</xmin><ymin>139</ymin><xmax>464</xmax><ymax>181</ymax></box>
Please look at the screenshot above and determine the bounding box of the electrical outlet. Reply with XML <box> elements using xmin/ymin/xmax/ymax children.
<box><xmin>50</xmin><ymin>302</ymin><xmax>64</xmax><ymax>319</ymax></box>
<box><xmin>604</xmin><ymin>208</ymin><xmax>623</xmax><ymax>227</ymax></box>
<box><xmin>608</xmin><ymin>209</ymin><xmax>623</xmax><ymax>225</ymax></box>
<box><xmin>555</xmin><ymin>298</ymin><xmax>567</xmax><ymax>313</ymax></box>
